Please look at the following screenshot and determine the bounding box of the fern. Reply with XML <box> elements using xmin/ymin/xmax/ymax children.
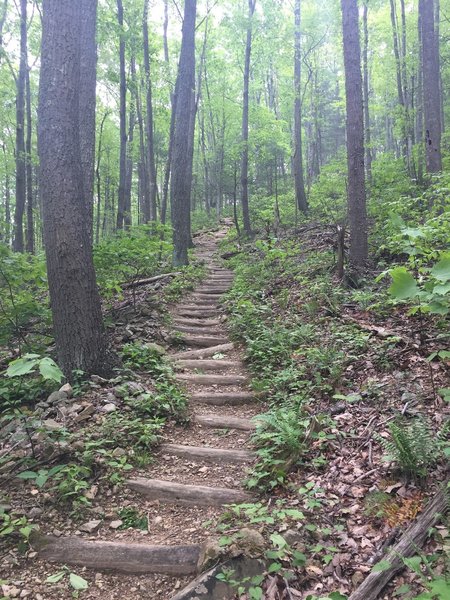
<box><xmin>380</xmin><ymin>416</ymin><xmax>442</xmax><ymax>480</ymax></box>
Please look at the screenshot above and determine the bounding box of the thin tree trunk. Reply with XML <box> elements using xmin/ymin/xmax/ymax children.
<box><xmin>13</xmin><ymin>0</ymin><xmax>27</xmax><ymax>252</ymax></box>
<box><xmin>170</xmin><ymin>0</ymin><xmax>197</xmax><ymax>266</ymax></box>
<box><xmin>116</xmin><ymin>0</ymin><xmax>127</xmax><ymax>230</ymax></box>
<box><xmin>25</xmin><ymin>64</ymin><xmax>34</xmax><ymax>253</ymax></box>
<box><xmin>416</xmin><ymin>9</ymin><xmax>424</xmax><ymax>183</ymax></box>
<box><xmin>96</xmin><ymin>111</ymin><xmax>108</xmax><ymax>244</ymax></box>
<box><xmin>124</xmin><ymin>55</ymin><xmax>136</xmax><ymax>230</ymax></box>
<box><xmin>143</xmin><ymin>0</ymin><xmax>158</xmax><ymax>221</ymax></box>
<box><xmin>2</xmin><ymin>143</ymin><xmax>10</xmax><ymax>245</ymax></box>
<box><xmin>362</xmin><ymin>1</ymin><xmax>372</xmax><ymax>183</ymax></box>
<box><xmin>0</xmin><ymin>1</ymin><xmax>8</xmax><ymax>64</ymax></box>
<box><xmin>341</xmin><ymin>0</ymin><xmax>368</xmax><ymax>271</ymax></box>
<box><xmin>293</xmin><ymin>0</ymin><xmax>308</xmax><ymax>213</ymax></box>
<box><xmin>420</xmin><ymin>0</ymin><xmax>442</xmax><ymax>173</ymax></box>
<box><xmin>161</xmin><ymin>0</ymin><xmax>174</xmax><ymax>226</ymax></box>
<box><xmin>241</xmin><ymin>0</ymin><xmax>256</xmax><ymax>236</ymax></box>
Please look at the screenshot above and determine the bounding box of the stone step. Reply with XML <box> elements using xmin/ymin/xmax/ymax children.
<box><xmin>30</xmin><ymin>531</ymin><xmax>200</xmax><ymax>576</ymax></box>
<box><xmin>160</xmin><ymin>443</ymin><xmax>255</xmax><ymax>464</ymax></box>
<box><xmin>171</xmin><ymin>343</ymin><xmax>234</xmax><ymax>360</ymax></box>
<box><xmin>189</xmin><ymin>392</ymin><xmax>256</xmax><ymax>406</ymax></box>
<box><xmin>174</xmin><ymin>359</ymin><xmax>243</xmax><ymax>372</ymax></box>
<box><xmin>176</xmin><ymin>373</ymin><xmax>248</xmax><ymax>385</ymax></box>
<box><xmin>173</xmin><ymin>317</ymin><xmax>221</xmax><ymax>327</ymax></box>
<box><xmin>177</xmin><ymin>335</ymin><xmax>229</xmax><ymax>348</ymax></box>
<box><xmin>194</xmin><ymin>414</ymin><xmax>257</xmax><ymax>431</ymax></box>
<box><xmin>126</xmin><ymin>478</ymin><xmax>252</xmax><ymax>507</ymax></box>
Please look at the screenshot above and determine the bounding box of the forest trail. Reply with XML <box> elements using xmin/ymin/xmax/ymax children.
<box><xmin>31</xmin><ymin>226</ymin><xmax>262</xmax><ymax>599</ymax></box>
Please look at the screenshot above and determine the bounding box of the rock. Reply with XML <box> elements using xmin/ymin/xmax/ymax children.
<box><xmin>27</xmin><ymin>507</ymin><xmax>43</xmax><ymax>519</ymax></box>
<box><xmin>1</xmin><ymin>586</ymin><xmax>20</xmax><ymax>598</ymax></box>
<box><xmin>19</xmin><ymin>591</ymin><xmax>31</xmax><ymax>598</ymax></box>
<box><xmin>153</xmin><ymin>516</ymin><xmax>163</xmax><ymax>526</ymax></box>
<box><xmin>100</xmin><ymin>403</ymin><xmax>117</xmax><ymax>414</ymax></box>
<box><xmin>230</xmin><ymin>528</ymin><xmax>266</xmax><ymax>558</ymax></box>
<box><xmin>145</xmin><ymin>343</ymin><xmax>166</xmax><ymax>356</ymax></box>
<box><xmin>42</xmin><ymin>419</ymin><xmax>63</xmax><ymax>431</ymax></box>
<box><xmin>85</xmin><ymin>485</ymin><xmax>99</xmax><ymax>500</ymax></box>
<box><xmin>80</xmin><ymin>520</ymin><xmax>102</xmax><ymax>534</ymax></box>
<box><xmin>47</xmin><ymin>391</ymin><xmax>68</xmax><ymax>405</ymax></box>
<box><xmin>109</xmin><ymin>520</ymin><xmax>123</xmax><ymax>530</ymax></box>
<box><xmin>74</xmin><ymin>404</ymin><xmax>95</xmax><ymax>422</ymax></box>
<box><xmin>91</xmin><ymin>375</ymin><xmax>108</xmax><ymax>384</ymax></box>
<box><xmin>197</xmin><ymin>539</ymin><xmax>224</xmax><ymax>571</ymax></box>
<box><xmin>283</xmin><ymin>529</ymin><xmax>303</xmax><ymax>546</ymax></box>
<box><xmin>59</xmin><ymin>383</ymin><xmax>73</xmax><ymax>398</ymax></box>
<box><xmin>112</xmin><ymin>448</ymin><xmax>126</xmax><ymax>457</ymax></box>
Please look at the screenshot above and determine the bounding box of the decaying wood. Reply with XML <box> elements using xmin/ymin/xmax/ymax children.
<box><xmin>121</xmin><ymin>272</ymin><xmax>181</xmax><ymax>289</ymax></box>
<box><xmin>174</xmin><ymin>359</ymin><xmax>243</xmax><ymax>371</ymax></box>
<box><xmin>348</xmin><ymin>484</ymin><xmax>449</xmax><ymax>600</ymax></box>
<box><xmin>194</xmin><ymin>414</ymin><xmax>257</xmax><ymax>431</ymax></box>
<box><xmin>190</xmin><ymin>391</ymin><xmax>257</xmax><ymax>405</ymax></box>
<box><xmin>176</xmin><ymin>373</ymin><xmax>248</xmax><ymax>385</ymax></box>
<box><xmin>161</xmin><ymin>443</ymin><xmax>255</xmax><ymax>464</ymax></box>
<box><xmin>30</xmin><ymin>531</ymin><xmax>200</xmax><ymax>575</ymax></box>
<box><xmin>126</xmin><ymin>477</ymin><xmax>253</xmax><ymax>506</ymax></box>
<box><xmin>175</xmin><ymin>334</ymin><xmax>229</xmax><ymax>348</ymax></box>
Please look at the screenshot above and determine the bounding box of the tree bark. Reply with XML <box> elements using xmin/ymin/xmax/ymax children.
<box><xmin>25</xmin><ymin>64</ymin><xmax>34</xmax><ymax>253</ymax></box>
<box><xmin>362</xmin><ymin>1</ymin><xmax>372</xmax><ymax>183</ymax></box>
<box><xmin>116</xmin><ymin>0</ymin><xmax>127</xmax><ymax>230</ymax></box>
<box><xmin>13</xmin><ymin>0</ymin><xmax>27</xmax><ymax>252</ymax></box>
<box><xmin>341</xmin><ymin>0</ymin><xmax>368</xmax><ymax>270</ymax></box>
<box><xmin>38</xmin><ymin>0</ymin><xmax>113</xmax><ymax>379</ymax></box>
<box><xmin>124</xmin><ymin>56</ymin><xmax>135</xmax><ymax>230</ymax></box>
<box><xmin>240</xmin><ymin>0</ymin><xmax>256</xmax><ymax>236</ymax></box>
<box><xmin>170</xmin><ymin>0</ymin><xmax>197</xmax><ymax>266</ymax></box>
<box><xmin>420</xmin><ymin>0</ymin><xmax>442</xmax><ymax>173</ymax></box>
<box><xmin>79</xmin><ymin>0</ymin><xmax>97</xmax><ymax>234</ymax></box>
<box><xmin>293</xmin><ymin>0</ymin><xmax>308</xmax><ymax>213</ymax></box>
<box><xmin>143</xmin><ymin>0</ymin><xmax>158</xmax><ymax>221</ymax></box>
<box><xmin>96</xmin><ymin>111</ymin><xmax>108</xmax><ymax>244</ymax></box>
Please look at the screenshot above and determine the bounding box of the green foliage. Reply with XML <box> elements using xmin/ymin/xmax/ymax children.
<box><xmin>46</xmin><ymin>567</ymin><xmax>89</xmax><ymax>593</ymax></box>
<box><xmin>94</xmin><ymin>224</ymin><xmax>172</xmax><ymax>297</ymax></box>
<box><xmin>0</xmin><ymin>506</ymin><xmax>36</xmax><ymax>554</ymax></box>
<box><xmin>380</xmin><ymin>417</ymin><xmax>445</xmax><ymax>480</ymax></box>
<box><xmin>6</xmin><ymin>353</ymin><xmax>63</xmax><ymax>383</ymax></box>
<box><xmin>117</xmin><ymin>506</ymin><xmax>148</xmax><ymax>530</ymax></box>
<box><xmin>162</xmin><ymin>261</ymin><xmax>206</xmax><ymax>303</ymax></box>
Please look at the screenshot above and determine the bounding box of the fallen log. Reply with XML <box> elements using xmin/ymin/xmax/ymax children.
<box><xmin>121</xmin><ymin>272</ymin><xmax>181</xmax><ymax>290</ymax></box>
<box><xmin>348</xmin><ymin>483</ymin><xmax>449</xmax><ymax>600</ymax></box>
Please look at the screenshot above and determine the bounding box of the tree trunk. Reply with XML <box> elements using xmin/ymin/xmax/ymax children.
<box><xmin>79</xmin><ymin>0</ymin><xmax>97</xmax><ymax>234</ymax></box>
<box><xmin>96</xmin><ymin>112</ymin><xmax>108</xmax><ymax>244</ymax></box>
<box><xmin>124</xmin><ymin>57</ymin><xmax>135</xmax><ymax>230</ymax></box>
<box><xmin>416</xmin><ymin>10</ymin><xmax>424</xmax><ymax>183</ymax></box>
<box><xmin>13</xmin><ymin>0</ymin><xmax>27</xmax><ymax>253</ymax></box>
<box><xmin>0</xmin><ymin>0</ymin><xmax>7</xmax><ymax>58</ymax></box>
<box><xmin>38</xmin><ymin>0</ymin><xmax>113</xmax><ymax>380</ymax></box>
<box><xmin>341</xmin><ymin>0</ymin><xmax>368</xmax><ymax>270</ymax></box>
<box><xmin>362</xmin><ymin>1</ymin><xmax>372</xmax><ymax>183</ymax></box>
<box><xmin>240</xmin><ymin>0</ymin><xmax>256</xmax><ymax>236</ymax></box>
<box><xmin>170</xmin><ymin>0</ymin><xmax>197</xmax><ymax>266</ymax></box>
<box><xmin>143</xmin><ymin>0</ymin><xmax>158</xmax><ymax>221</ymax></box>
<box><xmin>293</xmin><ymin>0</ymin><xmax>308</xmax><ymax>213</ymax></box>
<box><xmin>25</xmin><ymin>65</ymin><xmax>34</xmax><ymax>253</ymax></box>
<box><xmin>116</xmin><ymin>0</ymin><xmax>127</xmax><ymax>230</ymax></box>
<box><xmin>420</xmin><ymin>0</ymin><xmax>442</xmax><ymax>173</ymax></box>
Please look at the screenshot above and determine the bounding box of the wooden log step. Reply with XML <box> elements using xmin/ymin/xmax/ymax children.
<box><xmin>195</xmin><ymin>288</ymin><xmax>231</xmax><ymax>294</ymax></box>
<box><xmin>30</xmin><ymin>532</ymin><xmax>200</xmax><ymax>576</ymax></box>
<box><xmin>174</xmin><ymin>360</ymin><xmax>243</xmax><ymax>371</ymax></box>
<box><xmin>176</xmin><ymin>309</ymin><xmax>218</xmax><ymax>318</ymax></box>
<box><xmin>126</xmin><ymin>478</ymin><xmax>253</xmax><ymax>507</ymax></box>
<box><xmin>160</xmin><ymin>443</ymin><xmax>255</xmax><ymax>464</ymax></box>
<box><xmin>190</xmin><ymin>392</ymin><xmax>256</xmax><ymax>406</ymax></box>
<box><xmin>172</xmin><ymin>325</ymin><xmax>221</xmax><ymax>336</ymax></box>
<box><xmin>177</xmin><ymin>335</ymin><xmax>229</xmax><ymax>348</ymax></box>
<box><xmin>194</xmin><ymin>414</ymin><xmax>257</xmax><ymax>431</ymax></box>
<box><xmin>173</xmin><ymin>317</ymin><xmax>221</xmax><ymax>327</ymax></box>
<box><xmin>176</xmin><ymin>374</ymin><xmax>248</xmax><ymax>385</ymax></box>
<box><xmin>171</xmin><ymin>343</ymin><xmax>234</xmax><ymax>360</ymax></box>
<box><xmin>177</xmin><ymin>303</ymin><xmax>219</xmax><ymax>311</ymax></box>
<box><xmin>188</xmin><ymin>294</ymin><xmax>221</xmax><ymax>303</ymax></box>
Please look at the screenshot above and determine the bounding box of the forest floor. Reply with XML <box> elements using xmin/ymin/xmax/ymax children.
<box><xmin>1</xmin><ymin>224</ymin><xmax>449</xmax><ymax>600</ymax></box>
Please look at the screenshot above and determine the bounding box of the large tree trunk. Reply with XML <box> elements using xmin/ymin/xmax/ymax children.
<box><xmin>143</xmin><ymin>0</ymin><xmax>158</xmax><ymax>222</ymax></box>
<box><xmin>116</xmin><ymin>0</ymin><xmax>127</xmax><ymax>230</ymax></box>
<box><xmin>170</xmin><ymin>0</ymin><xmax>197</xmax><ymax>266</ymax></box>
<box><xmin>240</xmin><ymin>0</ymin><xmax>256</xmax><ymax>236</ymax></box>
<box><xmin>293</xmin><ymin>0</ymin><xmax>308</xmax><ymax>213</ymax></box>
<box><xmin>79</xmin><ymin>0</ymin><xmax>97</xmax><ymax>234</ymax></box>
<box><xmin>362</xmin><ymin>1</ymin><xmax>372</xmax><ymax>183</ymax></box>
<box><xmin>13</xmin><ymin>0</ymin><xmax>27</xmax><ymax>253</ymax></box>
<box><xmin>341</xmin><ymin>0</ymin><xmax>368</xmax><ymax>271</ymax></box>
<box><xmin>38</xmin><ymin>0</ymin><xmax>113</xmax><ymax>380</ymax></box>
<box><xmin>420</xmin><ymin>0</ymin><xmax>442</xmax><ymax>173</ymax></box>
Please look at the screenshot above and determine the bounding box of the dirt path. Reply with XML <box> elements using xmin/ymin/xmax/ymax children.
<box><xmin>21</xmin><ymin>227</ymin><xmax>262</xmax><ymax>599</ymax></box>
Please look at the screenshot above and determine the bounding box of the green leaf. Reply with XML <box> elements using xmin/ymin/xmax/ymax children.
<box><xmin>372</xmin><ymin>559</ymin><xmax>391</xmax><ymax>573</ymax></box>
<box><xmin>431</xmin><ymin>254</ymin><xmax>450</xmax><ymax>282</ymax></box>
<box><xmin>269</xmin><ymin>533</ymin><xmax>287</xmax><ymax>548</ymax></box>
<box><xmin>389</xmin><ymin>268</ymin><xmax>419</xmax><ymax>300</ymax></box>
<box><xmin>329</xmin><ymin>594</ymin><xmax>348</xmax><ymax>600</ymax></box>
<box><xmin>432</xmin><ymin>282</ymin><xmax>450</xmax><ymax>296</ymax></box>
<box><xmin>46</xmin><ymin>571</ymin><xmax>65</xmax><ymax>584</ymax></box>
<box><xmin>6</xmin><ymin>357</ymin><xmax>37</xmax><ymax>378</ymax></box>
<box><xmin>429</xmin><ymin>577</ymin><xmax>450</xmax><ymax>596</ymax></box>
<box><xmin>16</xmin><ymin>471</ymin><xmax>39</xmax><ymax>480</ymax></box>
<box><xmin>403</xmin><ymin>555</ymin><xmax>422</xmax><ymax>576</ymax></box>
<box><xmin>69</xmin><ymin>573</ymin><xmax>88</xmax><ymax>591</ymax></box>
<box><xmin>38</xmin><ymin>358</ymin><xmax>64</xmax><ymax>383</ymax></box>
<box><xmin>268</xmin><ymin>562</ymin><xmax>282</xmax><ymax>573</ymax></box>
<box><xmin>402</xmin><ymin>227</ymin><xmax>425</xmax><ymax>239</ymax></box>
